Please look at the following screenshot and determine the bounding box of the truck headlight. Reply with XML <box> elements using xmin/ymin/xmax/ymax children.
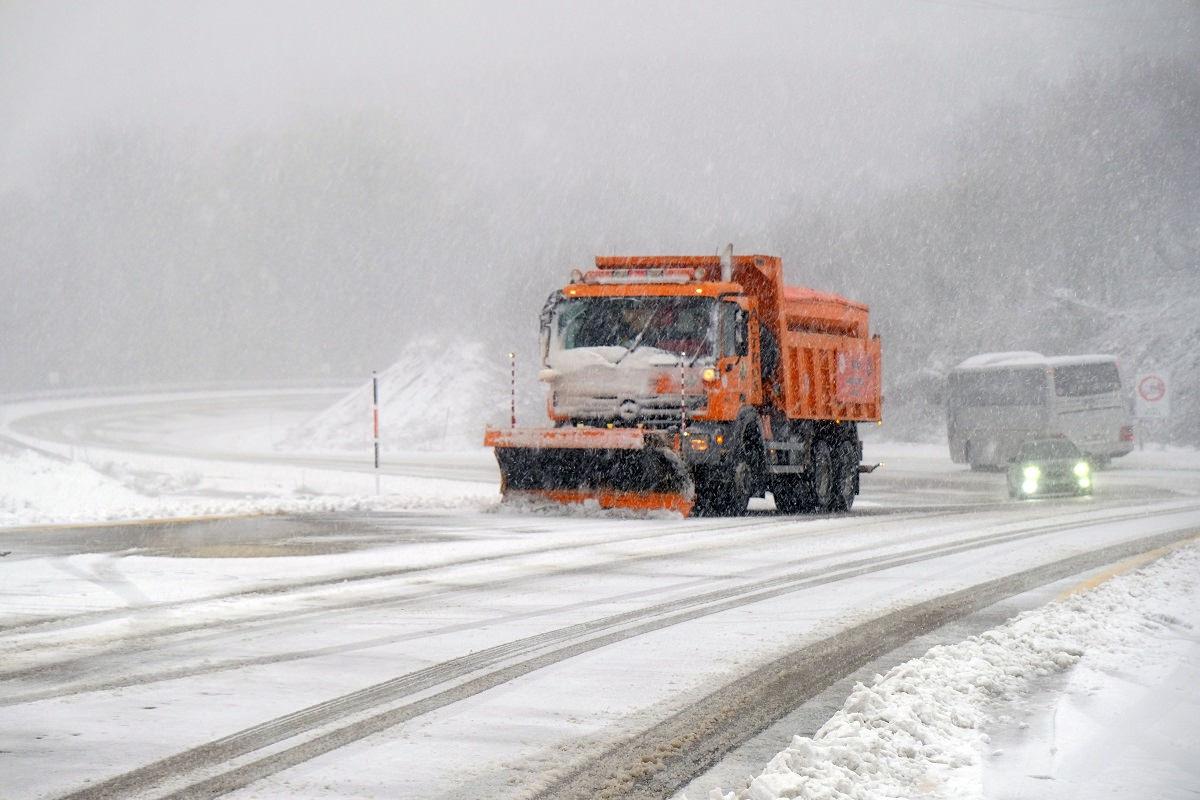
<box><xmin>1022</xmin><ymin>465</ymin><xmax>1041</xmax><ymax>480</ymax></box>
<box><xmin>701</xmin><ymin>367</ymin><xmax>718</xmax><ymax>383</ymax></box>
<box><xmin>1073</xmin><ymin>461</ymin><xmax>1090</xmax><ymax>477</ymax></box>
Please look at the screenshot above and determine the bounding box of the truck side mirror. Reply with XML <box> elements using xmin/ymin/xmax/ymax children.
<box><xmin>538</xmin><ymin>291</ymin><xmax>560</xmax><ymax>364</ymax></box>
<box><xmin>734</xmin><ymin>309</ymin><xmax>749</xmax><ymax>357</ymax></box>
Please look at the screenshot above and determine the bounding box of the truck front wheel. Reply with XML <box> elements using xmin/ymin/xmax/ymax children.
<box><xmin>694</xmin><ymin>455</ymin><xmax>753</xmax><ymax>516</ymax></box>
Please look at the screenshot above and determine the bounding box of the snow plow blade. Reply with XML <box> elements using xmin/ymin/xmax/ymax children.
<box><xmin>484</xmin><ymin>427</ymin><xmax>695</xmax><ymax>515</ymax></box>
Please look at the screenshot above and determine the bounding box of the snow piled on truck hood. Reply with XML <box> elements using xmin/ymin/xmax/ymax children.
<box><xmin>283</xmin><ymin>337</ymin><xmax>510</xmax><ymax>452</ymax></box>
<box><xmin>712</xmin><ymin>543</ymin><xmax>1200</xmax><ymax>800</ymax></box>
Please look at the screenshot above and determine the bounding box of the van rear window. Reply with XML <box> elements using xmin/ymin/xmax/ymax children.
<box><xmin>950</xmin><ymin>369</ymin><xmax>1046</xmax><ymax>406</ymax></box>
<box><xmin>1053</xmin><ymin>363</ymin><xmax>1121</xmax><ymax>397</ymax></box>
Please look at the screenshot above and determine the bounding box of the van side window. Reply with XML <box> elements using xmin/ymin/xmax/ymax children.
<box><xmin>950</xmin><ymin>368</ymin><xmax>1046</xmax><ymax>406</ymax></box>
<box><xmin>1053</xmin><ymin>363</ymin><xmax>1120</xmax><ymax>397</ymax></box>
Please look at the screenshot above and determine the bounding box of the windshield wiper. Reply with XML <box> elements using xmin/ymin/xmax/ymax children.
<box><xmin>684</xmin><ymin>345</ymin><xmax>707</xmax><ymax>367</ymax></box>
<box><xmin>613</xmin><ymin>315</ymin><xmax>658</xmax><ymax>365</ymax></box>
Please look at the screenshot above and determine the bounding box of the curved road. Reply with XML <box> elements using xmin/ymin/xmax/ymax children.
<box><xmin>1</xmin><ymin>391</ymin><xmax>1197</xmax><ymax>799</ymax></box>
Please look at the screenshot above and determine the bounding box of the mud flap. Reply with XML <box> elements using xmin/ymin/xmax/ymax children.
<box><xmin>485</xmin><ymin>428</ymin><xmax>695</xmax><ymax>515</ymax></box>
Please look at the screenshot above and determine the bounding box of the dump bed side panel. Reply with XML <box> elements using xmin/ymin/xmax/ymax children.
<box><xmin>730</xmin><ymin>256</ymin><xmax>882</xmax><ymax>423</ymax></box>
<box><xmin>779</xmin><ymin>331</ymin><xmax>881</xmax><ymax>421</ymax></box>
<box><xmin>776</xmin><ymin>288</ymin><xmax>881</xmax><ymax>422</ymax></box>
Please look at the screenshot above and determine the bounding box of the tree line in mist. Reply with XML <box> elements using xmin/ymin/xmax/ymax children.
<box><xmin>1</xmin><ymin>55</ymin><xmax>1195</xmax><ymax>442</ymax></box>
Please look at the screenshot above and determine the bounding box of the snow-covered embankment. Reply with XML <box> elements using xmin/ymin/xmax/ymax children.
<box><xmin>716</xmin><ymin>544</ymin><xmax>1200</xmax><ymax>800</ymax></box>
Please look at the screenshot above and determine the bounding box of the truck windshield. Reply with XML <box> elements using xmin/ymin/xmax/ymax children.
<box><xmin>556</xmin><ymin>297</ymin><xmax>716</xmax><ymax>358</ymax></box>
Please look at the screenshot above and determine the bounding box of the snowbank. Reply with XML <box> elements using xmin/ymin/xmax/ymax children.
<box><xmin>283</xmin><ymin>336</ymin><xmax>511</xmax><ymax>452</ymax></box>
<box><xmin>0</xmin><ymin>444</ymin><xmax>497</xmax><ymax>528</ymax></box>
<box><xmin>0</xmin><ymin>448</ymin><xmax>154</xmax><ymax>526</ymax></box>
<box><xmin>714</xmin><ymin>544</ymin><xmax>1200</xmax><ymax>800</ymax></box>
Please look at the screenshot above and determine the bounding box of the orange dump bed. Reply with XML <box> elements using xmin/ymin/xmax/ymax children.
<box><xmin>729</xmin><ymin>255</ymin><xmax>882</xmax><ymax>423</ymax></box>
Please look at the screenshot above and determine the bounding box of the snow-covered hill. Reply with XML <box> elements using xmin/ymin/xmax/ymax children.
<box><xmin>283</xmin><ymin>337</ymin><xmax>514</xmax><ymax>452</ymax></box>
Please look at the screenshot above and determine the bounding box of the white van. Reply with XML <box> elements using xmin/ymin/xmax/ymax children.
<box><xmin>947</xmin><ymin>352</ymin><xmax>1134</xmax><ymax>469</ymax></box>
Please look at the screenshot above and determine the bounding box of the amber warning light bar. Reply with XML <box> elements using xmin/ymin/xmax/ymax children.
<box><xmin>577</xmin><ymin>267</ymin><xmax>699</xmax><ymax>285</ymax></box>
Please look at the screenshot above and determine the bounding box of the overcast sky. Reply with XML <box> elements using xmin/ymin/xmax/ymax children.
<box><xmin>1</xmin><ymin>1</ymin><xmax>1196</xmax><ymax>396</ymax></box>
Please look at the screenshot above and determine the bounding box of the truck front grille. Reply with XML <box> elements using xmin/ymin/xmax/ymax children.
<box><xmin>559</xmin><ymin>394</ymin><xmax>707</xmax><ymax>429</ymax></box>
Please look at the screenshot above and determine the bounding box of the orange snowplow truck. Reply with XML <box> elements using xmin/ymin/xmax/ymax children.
<box><xmin>484</xmin><ymin>250</ymin><xmax>882</xmax><ymax>516</ymax></box>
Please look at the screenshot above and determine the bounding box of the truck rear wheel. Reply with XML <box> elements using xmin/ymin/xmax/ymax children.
<box><xmin>830</xmin><ymin>440</ymin><xmax>858</xmax><ymax>512</ymax></box>
<box><xmin>802</xmin><ymin>440</ymin><xmax>835</xmax><ymax>513</ymax></box>
<box><xmin>772</xmin><ymin>476</ymin><xmax>807</xmax><ymax>514</ymax></box>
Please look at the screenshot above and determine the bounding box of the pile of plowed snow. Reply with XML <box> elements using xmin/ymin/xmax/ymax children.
<box><xmin>0</xmin><ymin>441</ymin><xmax>497</xmax><ymax>528</ymax></box>
<box><xmin>716</xmin><ymin>545</ymin><xmax>1200</xmax><ymax>800</ymax></box>
<box><xmin>283</xmin><ymin>337</ymin><xmax>512</xmax><ymax>452</ymax></box>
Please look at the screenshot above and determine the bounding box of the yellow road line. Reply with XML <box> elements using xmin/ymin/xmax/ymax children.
<box><xmin>1057</xmin><ymin>533</ymin><xmax>1200</xmax><ymax>600</ymax></box>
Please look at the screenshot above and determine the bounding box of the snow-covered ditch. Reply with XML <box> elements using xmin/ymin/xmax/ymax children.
<box><xmin>0</xmin><ymin>443</ymin><xmax>497</xmax><ymax>528</ymax></box>
<box><xmin>710</xmin><ymin>543</ymin><xmax>1200</xmax><ymax>800</ymax></box>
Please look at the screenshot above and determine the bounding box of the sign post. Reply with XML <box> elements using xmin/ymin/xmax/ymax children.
<box><xmin>1135</xmin><ymin>371</ymin><xmax>1170</xmax><ymax>419</ymax></box>
<box><xmin>1134</xmin><ymin>370</ymin><xmax>1170</xmax><ymax>448</ymax></box>
<box><xmin>372</xmin><ymin>370</ymin><xmax>380</xmax><ymax>495</ymax></box>
<box><xmin>509</xmin><ymin>352</ymin><xmax>517</xmax><ymax>428</ymax></box>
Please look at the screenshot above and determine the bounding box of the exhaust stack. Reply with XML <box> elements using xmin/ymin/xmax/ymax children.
<box><xmin>720</xmin><ymin>243</ymin><xmax>733</xmax><ymax>282</ymax></box>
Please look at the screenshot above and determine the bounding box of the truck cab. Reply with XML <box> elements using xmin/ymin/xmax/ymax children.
<box><xmin>488</xmin><ymin>252</ymin><xmax>881</xmax><ymax>517</ymax></box>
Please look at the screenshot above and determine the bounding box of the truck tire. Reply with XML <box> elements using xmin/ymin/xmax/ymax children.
<box><xmin>830</xmin><ymin>440</ymin><xmax>858</xmax><ymax>512</ymax></box>
<box><xmin>772</xmin><ymin>476</ymin><xmax>807</xmax><ymax>514</ymax></box>
<box><xmin>691</xmin><ymin>470</ymin><xmax>721</xmax><ymax>517</ymax></box>
<box><xmin>694</xmin><ymin>454</ymin><xmax>753</xmax><ymax>516</ymax></box>
<box><xmin>802</xmin><ymin>439</ymin><xmax>835</xmax><ymax>513</ymax></box>
<box><xmin>696</xmin><ymin>420</ymin><xmax>764</xmax><ymax>517</ymax></box>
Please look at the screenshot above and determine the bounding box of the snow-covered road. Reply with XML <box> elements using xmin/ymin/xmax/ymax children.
<box><xmin>1</xmin><ymin>391</ymin><xmax>1198</xmax><ymax>799</ymax></box>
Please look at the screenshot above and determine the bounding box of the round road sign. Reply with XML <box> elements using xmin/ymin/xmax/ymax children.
<box><xmin>1138</xmin><ymin>374</ymin><xmax>1166</xmax><ymax>403</ymax></box>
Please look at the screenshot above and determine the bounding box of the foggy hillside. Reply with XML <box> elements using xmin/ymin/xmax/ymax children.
<box><xmin>1</xmin><ymin>2</ymin><xmax>1196</xmax><ymax>442</ymax></box>
<box><xmin>776</xmin><ymin>57</ymin><xmax>1200</xmax><ymax>443</ymax></box>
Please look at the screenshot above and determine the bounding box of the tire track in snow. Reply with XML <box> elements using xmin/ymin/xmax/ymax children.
<box><xmin>3</xmin><ymin>498</ymin><xmax>1130</xmax><ymax>700</ymax></box>
<box><xmin>0</xmin><ymin>511</ymin><xmax>791</xmax><ymax>635</ymax></box>
<box><xmin>2</xmin><ymin>505</ymin><xmax>991</xmax><ymax>701</ymax></box>
<box><xmin>531</xmin><ymin>528</ymin><xmax>1200</xmax><ymax>800</ymax></box>
<box><xmin>50</xmin><ymin>504</ymin><xmax>1200</xmax><ymax>800</ymax></box>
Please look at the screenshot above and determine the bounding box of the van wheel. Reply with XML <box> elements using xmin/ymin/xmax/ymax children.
<box><xmin>966</xmin><ymin>442</ymin><xmax>989</xmax><ymax>471</ymax></box>
<box><xmin>830</xmin><ymin>440</ymin><xmax>858</xmax><ymax>512</ymax></box>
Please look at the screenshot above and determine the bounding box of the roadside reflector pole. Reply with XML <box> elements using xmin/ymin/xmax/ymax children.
<box><xmin>680</xmin><ymin>353</ymin><xmax>687</xmax><ymax>434</ymax></box>
<box><xmin>509</xmin><ymin>352</ymin><xmax>517</xmax><ymax>428</ymax></box>
<box><xmin>372</xmin><ymin>370</ymin><xmax>380</xmax><ymax>495</ymax></box>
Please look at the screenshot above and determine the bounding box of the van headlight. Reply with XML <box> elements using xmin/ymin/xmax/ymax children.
<box><xmin>1073</xmin><ymin>461</ymin><xmax>1090</xmax><ymax>477</ymax></box>
<box><xmin>1023</xmin><ymin>465</ymin><xmax>1041</xmax><ymax>480</ymax></box>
